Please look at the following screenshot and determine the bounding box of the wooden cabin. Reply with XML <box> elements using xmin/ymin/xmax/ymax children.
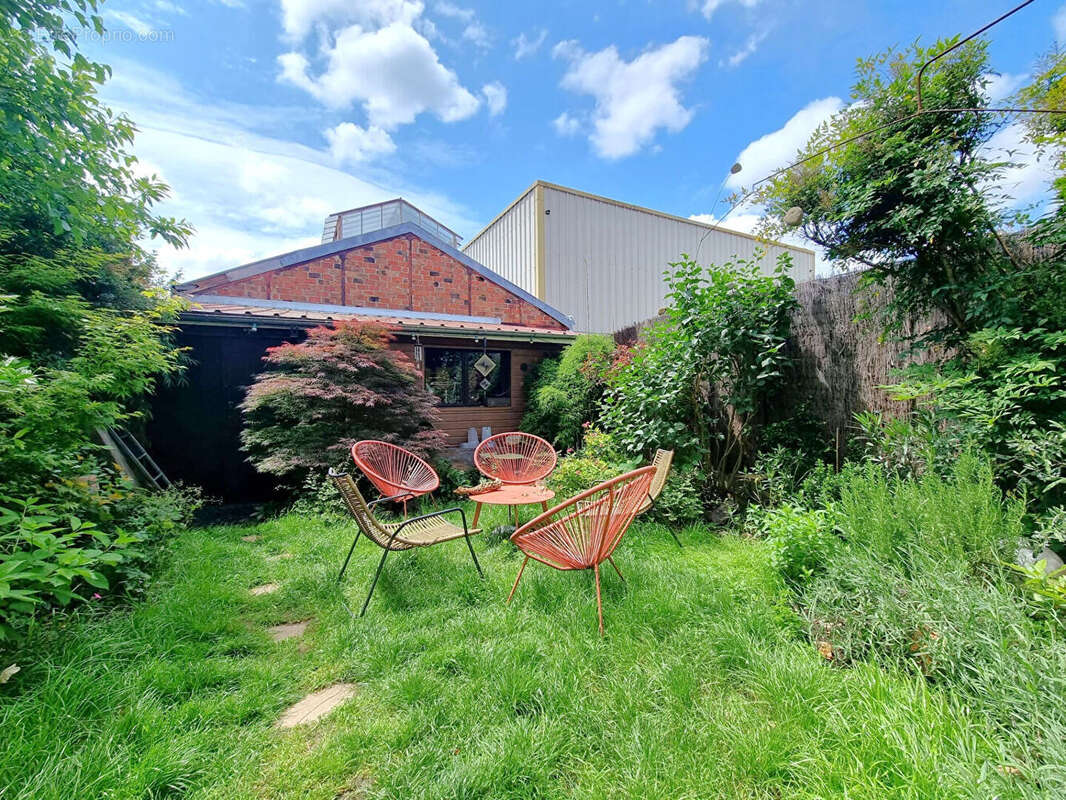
<box><xmin>148</xmin><ymin>199</ymin><xmax>575</xmax><ymax>501</ymax></box>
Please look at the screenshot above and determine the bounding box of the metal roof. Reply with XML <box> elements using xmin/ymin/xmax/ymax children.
<box><xmin>463</xmin><ymin>179</ymin><xmax>817</xmax><ymax>257</ymax></box>
<box><xmin>173</xmin><ymin>221</ymin><xmax>574</xmax><ymax>330</ymax></box>
<box><xmin>180</xmin><ymin>299</ymin><xmax>576</xmax><ymax>344</ymax></box>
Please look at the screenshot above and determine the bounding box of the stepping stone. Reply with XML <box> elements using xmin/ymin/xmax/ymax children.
<box><xmin>266</xmin><ymin>553</ymin><xmax>293</xmax><ymax>562</ymax></box>
<box><xmin>268</xmin><ymin>619</ymin><xmax>311</xmax><ymax>642</ymax></box>
<box><xmin>241</xmin><ymin>535</ymin><xmax>261</xmax><ymax>543</ymax></box>
<box><xmin>276</xmin><ymin>683</ymin><xmax>357</xmax><ymax>728</ymax></box>
<box><xmin>250</xmin><ymin>582</ymin><xmax>280</xmax><ymax>596</ymax></box>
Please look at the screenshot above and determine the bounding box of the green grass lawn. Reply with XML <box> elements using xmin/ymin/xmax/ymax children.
<box><xmin>0</xmin><ymin>505</ymin><xmax>1022</xmax><ymax>799</ymax></box>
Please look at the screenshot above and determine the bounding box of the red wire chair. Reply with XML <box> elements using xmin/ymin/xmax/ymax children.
<box><xmin>350</xmin><ymin>441</ymin><xmax>440</xmax><ymax>516</ymax></box>
<box><xmin>507</xmin><ymin>465</ymin><xmax>656</xmax><ymax>635</ymax></box>
<box><xmin>474</xmin><ymin>432</ymin><xmax>557</xmax><ymax>485</ymax></box>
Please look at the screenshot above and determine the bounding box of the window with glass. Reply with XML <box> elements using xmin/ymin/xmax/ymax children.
<box><xmin>424</xmin><ymin>348</ymin><xmax>511</xmax><ymax>407</ymax></box>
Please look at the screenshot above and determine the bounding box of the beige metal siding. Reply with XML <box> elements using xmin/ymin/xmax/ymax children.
<box><xmin>541</xmin><ymin>185</ymin><xmax>815</xmax><ymax>332</ymax></box>
<box><xmin>462</xmin><ymin>188</ymin><xmax>539</xmax><ymax>296</ymax></box>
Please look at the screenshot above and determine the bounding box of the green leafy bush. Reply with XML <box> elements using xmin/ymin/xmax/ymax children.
<box><xmin>0</xmin><ymin>1</ymin><xmax>197</xmax><ymax>638</ymax></box>
<box><xmin>547</xmin><ymin>454</ymin><xmax>623</xmax><ymax>499</ymax></box>
<box><xmin>521</xmin><ymin>334</ymin><xmax>614</xmax><ymax>450</ymax></box>
<box><xmin>883</xmin><ymin>328</ymin><xmax>1066</xmax><ymax>510</ymax></box>
<box><xmin>602</xmin><ymin>252</ymin><xmax>797</xmax><ymax>499</ymax></box>
<box><xmin>432</xmin><ymin>458</ymin><xmax>479</xmax><ymax>499</ymax></box>
<box><xmin>0</xmin><ymin>482</ymin><xmax>202</xmax><ymax>641</ymax></box>
<box><xmin>765</xmin><ymin>504</ymin><xmax>838</xmax><ymax>585</ymax></box>
<box><xmin>645</xmin><ymin>465</ymin><xmax>704</xmax><ymax>528</ymax></box>
<box><xmin>772</xmin><ymin>455</ymin><xmax>1066</xmax><ymax>781</ymax></box>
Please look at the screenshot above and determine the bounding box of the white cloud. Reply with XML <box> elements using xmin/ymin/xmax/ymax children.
<box><xmin>513</xmin><ymin>28</ymin><xmax>547</xmax><ymax>60</ymax></box>
<box><xmin>433</xmin><ymin>2</ymin><xmax>489</xmax><ymax>48</ymax></box>
<box><xmin>481</xmin><ymin>82</ymin><xmax>507</xmax><ymax>116</ymax></box>
<box><xmin>325</xmin><ymin>122</ymin><xmax>396</xmax><ymax>163</ymax></box>
<box><xmin>278</xmin><ymin>0</ymin><xmax>420</xmax><ymax>40</ymax></box>
<box><xmin>277</xmin><ymin>20</ymin><xmax>481</xmax><ymax>128</ymax></box>
<box><xmin>722</xmin><ymin>30</ymin><xmax>768</xmax><ymax>68</ymax></box>
<box><xmin>106</xmin><ymin>10</ymin><xmax>154</xmax><ymax>35</ymax></box>
<box><xmin>1055</xmin><ymin>4</ymin><xmax>1066</xmax><ymax>44</ymax></box>
<box><xmin>461</xmin><ymin>20</ymin><xmax>489</xmax><ymax>48</ymax></box>
<box><xmin>727</xmin><ymin>96</ymin><xmax>843</xmax><ymax>188</ymax></box>
<box><xmin>553</xmin><ymin>112</ymin><xmax>581</xmax><ymax>136</ymax></box>
<box><xmin>434</xmin><ymin>1</ymin><xmax>473</xmax><ymax>20</ymax></box>
<box><xmin>985</xmin><ymin>71</ymin><xmax>1027</xmax><ymax>103</ymax></box>
<box><xmin>699</xmin><ymin>0</ymin><xmax>761</xmax><ymax>20</ymax></box>
<box><xmin>983</xmin><ymin>121</ymin><xmax>1061</xmax><ymax>209</ymax></box>
<box><xmin>98</xmin><ymin>59</ymin><xmax>480</xmax><ymax>281</ymax></box>
<box><xmin>554</xmin><ymin>36</ymin><xmax>709</xmax><ymax>159</ymax></box>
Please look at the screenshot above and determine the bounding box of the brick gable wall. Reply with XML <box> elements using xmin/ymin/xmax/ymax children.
<box><xmin>200</xmin><ymin>233</ymin><xmax>565</xmax><ymax>330</ymax></box>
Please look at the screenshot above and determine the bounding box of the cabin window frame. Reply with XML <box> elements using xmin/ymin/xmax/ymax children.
<box><xmin>423</xmin><ymin>346</ymin><xmax>511</xmax><ymax>408</ymax></box>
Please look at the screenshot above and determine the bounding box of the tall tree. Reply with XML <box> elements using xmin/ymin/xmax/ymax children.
<box><xmin>752</xmin><ymin>39</ymin><xmax>1012</xmax><ymax>344</ymax></box>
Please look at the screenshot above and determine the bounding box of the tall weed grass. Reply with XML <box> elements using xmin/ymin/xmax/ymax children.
<box><xmin>789</xmin><ymin>455</ymin><xmax>1066</xmax><ymax>794</ymax></box>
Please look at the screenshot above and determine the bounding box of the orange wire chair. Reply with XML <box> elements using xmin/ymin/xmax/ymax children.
<box><xmin>474</xmin><ymin>432</ymin><xmax>557</xmax><ymax>486</ymax></box>
<box><xmin>507</xmin><ymin>466</ymin><xmax>656</xmax><ymax>635</ymax></box>
<box><xmin>350</xmin><ymin>441</ymin><xmax>440</xmax><ymax>515</ymax></box>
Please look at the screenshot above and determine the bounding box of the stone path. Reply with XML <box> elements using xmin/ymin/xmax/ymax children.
<box><xmin>249</xmin><ymin>582</ymin><xmax>280</xmax><ymax>596</ymax></box>
<box><xmin>276</xmin><ymin>683</ymin><xmax>357</xmax><ymax>728</ymax></box>
<box><xmin>268</xmin><ymin>619</ymin><xmax>311</xmax><ymax>642</ymax></box>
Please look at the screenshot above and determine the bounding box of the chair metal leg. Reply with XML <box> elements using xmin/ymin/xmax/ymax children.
<box><xmin>594</xmin><ymin>563</ymin><xmax>605</xmax><ymax>637</ymax></box>
<box><xmin>506</xmin><ymin>555</ymin><xmax>529</xmax><ymax>604</ymax></box>
<box><xmin>607</xmin><ymin>554</ymin><xmax>625</xmax><ymax>582</ymax></box>
<box><xmin>669</xmin><ymin>529</ymin><xmax>684</xmax><ymax>548</ymax></box>
<box><xmin>337</xmin><ymin>531</ymin><xmax>361</xmax><ymax>582</ymax></box>
<box><xmin>461</xmin><ymin>514</ymin><xmax>483</xmax><ymax>577</ymax></box>
<box><xmin>360</xmin><ymin>545</ymin><xmax>391</xmax><ymax>617</ymax></box>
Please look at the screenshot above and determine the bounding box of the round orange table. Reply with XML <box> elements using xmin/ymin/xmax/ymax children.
<box><xmin>469</xmin><ymin>484</ymin><xmax>555</xmax><ymax>529</ymax></box>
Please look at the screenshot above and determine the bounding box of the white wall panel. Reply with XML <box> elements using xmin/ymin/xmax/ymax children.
<box><xmin>541</xmin><ymin>185</ymin><xmax>815</xmax><ymax>332</ymax></box>
<box><xmin>462</xmin><ymin>188</ymin><xmax>538</xmax><ymax>296</ymax></box>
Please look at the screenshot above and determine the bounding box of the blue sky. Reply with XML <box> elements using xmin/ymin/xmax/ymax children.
<box><xmin>81</xmin><ymin>0</ymin><xmax>1066</xmax><ymax>279</ymax></box>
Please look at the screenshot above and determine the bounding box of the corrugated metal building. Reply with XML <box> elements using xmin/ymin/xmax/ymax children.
<box><xmin>463</xmin><ymin>181</ymin><xmax>817</xmax><ymax>333</ymax></box>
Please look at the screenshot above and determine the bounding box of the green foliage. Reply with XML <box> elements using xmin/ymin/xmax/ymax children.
<box><xmin>0</xmin><ymin>2</ymin><xmax>196</xmax><ymax>638</ymax></box>
<box><xmin>0</xmin><ymin>3</ymin><xmax>190</xmax><ymax>254</ymax></box>
<box><xmin>765</xmin><ymin>504</ymin><xmax>838</xmax><ymax>585</ymax></box>
<box><xmin>763</xmin><ymin>455</ymin><xmax>1066</xmax><ymax>782</ymax></box>
<box><xmin>1004</xmin><ymin>558</ymin><xmax>1066</xmax><ymax>616</ymax></box>
<box><xmin>240</xmin><ymin>321</ymin><xmax>446</xmax><ymax>482</ymax></box>
<box><xmin>520</xmin><ymin>334</ymin><xmax>614</xmax><ymax>450</ymax></box>
<box><xmin>432</xmin><ymin>457</ymin><xmax>479</xmax><ymax>499</ymax></box>
<box><xmin>0</xmin><ymin>482</ymin><xmax>202</xmax><ymax>641</ymax></box>
<box><xmin>1017</xmin><ymin>48</ymin><xmax>1066</xmax><ymax>207</ymax></box>
<box><xmin>753</xmin><ymin>39</ymin><xmax>1011</xmax><ymax>344</ymax></box>
<box><xmin>884</xmin><ymin>328</ymin><xmax>1066</xmax><ymax>510</ymax></box>
<box><xmin>546</xmin><ymin>429</ymin><xmax>632</xmax><ymax>498</ymax></box>
<box><xmin>645</xmin><ymin>465</ymin><xmax>705</xmax><ymax>528</ymax></box>
<box><xmin>602</xmin><ymin>252</ymin><xmax>797</xmax><ymax>498</ymax></box>
<box><xmin>546</xmin><ymin>453</ymin><xmax>624</xmax><ymax>499</ymax></box>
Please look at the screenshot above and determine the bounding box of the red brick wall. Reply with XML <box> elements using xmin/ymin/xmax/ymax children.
<box><xmin>201</xmin><ymin>233</ymin><xmax>565</xmax><ymax>330</ymax></box>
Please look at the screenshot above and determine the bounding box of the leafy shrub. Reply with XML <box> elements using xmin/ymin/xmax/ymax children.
<box><xmin>883</xmin><ymin>328</ymin><xmax>1066</xmax><ymax>510</ymax></box>
<box><xmin>0</xmin><ymin>482</ymin><xmax>202</xmax><ymax>641</ymax></box>
<box><xmin>765</xmin><ymin>504</ymin><xmax>838</xmax><ymax>585</ymax></box>
<box><xmin>240</xmin><ymin>321</ymin><xmax>446</xmax><ymax>484</ymax></box>
<box><xmin>547</xmin><ymin>454</ymin><xmax>622</xmax><ymax>499</ymax></box>
<box><xmin>646</xmin><ymin>465</ymin><xmax>704</xmax><ymax>527</ymax></box>
<box><xmin>602</xmin><ymin>252</ymin><xmax>797</xmax><ymax>499</ymax></box>
<box><xmin>432</xmin><ymin>458</ymin><xmax>479</xmax><ymax>499</ymax></box>
<box><xmin>521</xmin><ymin>335</ymin><xmax>614</xmax><ymax>450</ymax></box>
